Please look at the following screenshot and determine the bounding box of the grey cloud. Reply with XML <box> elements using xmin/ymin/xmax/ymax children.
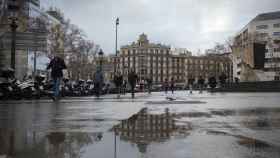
<box><xmin>42</xmin><ymin>0</ymin><xmax>280</xmax><ymax>54</ymax></box>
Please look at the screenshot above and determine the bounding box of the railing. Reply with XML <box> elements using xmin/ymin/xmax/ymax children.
<box><xmin>214</xmin><ymin>81</ymin><xmax>280</xmax><ymax>92</ymax></box>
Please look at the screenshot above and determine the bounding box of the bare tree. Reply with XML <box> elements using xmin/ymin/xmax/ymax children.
<box><xmin>225</xmin><ymin>37</ymin><xmax>234</xmax><ymax>52</ymax></box>
<box><xmin>46</xmin><ymin>7</ymin><xmax>101</xmax><ymax>80</ymax></box>
<box><xmin>213</xmin><ymin>42</ymin><xmax>227</xmax><ymax>54</ymax></box>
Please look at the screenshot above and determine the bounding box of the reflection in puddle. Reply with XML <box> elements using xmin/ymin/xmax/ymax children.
<box><xmin>237</xmin><ymin>136</ymin><xmax>271</xmax><ymax>149</ymax></box>
<box><xmin>176</xmin><ymin>111</ymin><xmax>212</xmax><ymax>118</ymax></box>
<box><xmin>208</xmin><ymin>107</ymin><xmax>280</xmax><ymax>130</ymax></box>
<box><xmin>0</xmin><ymin>129</ymin><xmax>103</xmax><ymax>158</ymax></box>
<box><xmin>209</xmin><ymin>107</ymin><xmax>280</xmax><ymax>117</ymax></box>
<box><xmin>1</xmin><ymin>103</ymin><xmax>280</xmax><ymax>158</ymax></box>
<box><xmin>46</xmin><ymin>132</ymin><xmax>103</xmax><ymax>158</ymax></box>
<box><xmin>113</xmin><ymin>108</ymin><xmax>191</xmax><ymax>153</ymax></box>
<box><xmin>206</xmin><ymin>129</ymin><xmax>280</xmax><ymax>155</ymax></box>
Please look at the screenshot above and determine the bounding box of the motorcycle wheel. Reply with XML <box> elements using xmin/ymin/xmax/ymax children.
<box><xmin>21</xmin><ymin>88</ymin><xmax>34</xmax><ymax>99</ymax></box>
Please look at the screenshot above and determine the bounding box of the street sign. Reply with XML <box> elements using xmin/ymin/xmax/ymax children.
<box><xmin>0</xmin><ymin>31</ymin><xmax>47</xmax><ymax>51</ymax></box>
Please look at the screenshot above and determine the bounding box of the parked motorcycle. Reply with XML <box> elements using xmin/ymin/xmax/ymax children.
<box><xmin>34</xmin><ymin>75</ymin><xmax>50</xmax><ymax>99</ymax></box>
<box><xmin>0</xmin><ymin>68</ymin><xmax>21</xmax><ymax>100</ymax></box>
<box><xmin>61</xmin><ymin>78</ymin><xmax>73</xmax><ymax>97</ymax></box>
<box><xmin>17</xmin><ymin>78</ymin><xmax>36</xmax><ymax>99</ymax></box>
<box><xmin>85</xmin><ymin>80</ymin><xmax>94</xmax><ymax>96</ymax></box>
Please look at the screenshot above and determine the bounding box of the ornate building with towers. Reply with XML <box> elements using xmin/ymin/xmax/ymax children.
<box><xmin>118</xmin><ymin>34</ymin><xmax>232</xmax><ymax>84</ymax></box>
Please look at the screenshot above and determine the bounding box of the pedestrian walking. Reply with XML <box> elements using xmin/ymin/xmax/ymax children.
<box><xmin>128</xmin><ymin>70</ymin><xmax>138</xmax><ymax>98</ymax></box>
<box><xmin>146</xmin><ymin>78</ymin><xmax>152</xmax><ymax>94</ymax></box>
<box><xmin>170</xmin><ymin>78</ymin><xmax>175</xmax><ymax>94</ymax></box>
<box><xmin>163</xmin><ymin>78</ymin><xmax>169</xmax><ymax>94</ymax></box>
<box><xmin>114</xmin><ymin>72</ymin><xmax>123</xmax><ymax>98</ymax></box>
<box><xmin>208</xmin><ymin>76</ymin><xmax>217</xmax><ymax>91</ymax></box>
<box><xmin>198</xmin><ymin>76</ymin><xmax>205</xmax><ymax>94</ymax></box>
<box><xmin>47</xmin><ymin>55</ymin><xmax>67</xmax><ymax>101</ymax></box>
<box><xmin>140</xmin><ymin>79</ymin><xmax>144</xmax><ymax>92</ymax></box>
<box><xmin>188</xmin><ymin>78</ymin><xmax>195</xmax><ymax>94</ymax></box>
<box><xmin>93</xmin><ymin>69</ymin><xmax>104</xmax><ymax>97</ymax></box>
<box><xmin>219</xmin><ymin>73</ymin><xmax>227</xmax><ymax>88</ymax></box>
<box><xmin>122</xmin><ymin>80</ymin><xmax>127</xmax><ymax>95</ymax></box>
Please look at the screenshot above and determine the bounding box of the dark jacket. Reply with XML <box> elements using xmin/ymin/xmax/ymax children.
<box><xmin>94</xmin><ymin>70</ymin><xmax>104</xmax><ymax>84</ymax></box>
<box><xmin>198</xmin><ymin>78</ymin><xmax>205</xmax><ymax>85</ymax></box>
<box><xmin>128</xmin><ymin>72</ymin><xmax>138</xmax><ymax>88</ymax></box>
<box><xmin>170</xmin><ymin>80</ymin><xmax>175</xmax><ymax>88</ymax></box>
<box><xmin>47</xmin><ymin>57</ymin><xmax>67</xmax><ymax>78</ymax></box>
<box><xmin>114</xmin><ymin>75</ymin><xmax>123</xmax><ymax>87</ymax></box>
<box><xmin>146</xmin><ymin>78</ymin><xmax>152</xmax><ymax>85</ymax></box>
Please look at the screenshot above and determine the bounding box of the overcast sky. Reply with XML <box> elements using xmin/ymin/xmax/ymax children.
<box><xmin>41</xmin><ymin>0</ymin><xmax>280</xmax><ymax>55</ymax></box>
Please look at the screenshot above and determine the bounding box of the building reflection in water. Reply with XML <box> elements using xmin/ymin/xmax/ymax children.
<box><xmin>0</xmin><ymin>130</ymin><xmax>15</xmax><ymax>158</ymax></box>
<box><xmin>113</xmin><ymin>108</ymin><xmax>191</xmax><ymax>154</ymax></box>
<box><xmin>46</xmin><ymin>132</ymin><xmax>103</xmax><ymax>158</ymax></box>
<box><xmin>0</xmin><ymin>129</ymin><xmax>103</xmax><ymax>158</ymax></box>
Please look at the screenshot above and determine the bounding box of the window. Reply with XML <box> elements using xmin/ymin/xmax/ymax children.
<box><xmin>274</xmin><ymin>48</ymin><xmax>280</xmax><ymax>52</ymax></box>
<box><xmin>274</xmin><ymin>23</ymin><xmax>280</xmax><ymax>28</ymax></box>
<box><xmin>273</xmin><ymin>32</ymin><xmax>280</xmax><ymax>36</ymax></box>
<box><xmin>258</xmin><ymin>32</ymin><xmax>268</xmax><ymax>38</ymax></box>
<box><xmin>256</xmin><ymin>25</ymin><xmax>268</xmax><ymax>30</ymax></box>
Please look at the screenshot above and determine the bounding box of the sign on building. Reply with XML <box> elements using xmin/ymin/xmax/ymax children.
<box><xmin>1</xmin><ymin>31</ymin><xmax>47</xmax><ymax>51</ymax></box>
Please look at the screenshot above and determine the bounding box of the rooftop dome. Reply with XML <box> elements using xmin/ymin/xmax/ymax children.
<box><xmin>138</xmin><ymin>33</ymin><xmax>149</xmax><ymax>46</ymax></box>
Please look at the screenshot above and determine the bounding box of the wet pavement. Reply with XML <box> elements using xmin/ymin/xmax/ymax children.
<box><xmin>0</xmin><ymin>91</ymin><xmax>280</xmax><ymax>158</ymax></box>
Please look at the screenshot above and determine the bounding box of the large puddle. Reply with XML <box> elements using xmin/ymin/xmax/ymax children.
<box><xmin>1</xmin><ymin>92</ymin><xmax>280</xmax><ymax>158</ymax></box>
<box><xmin>1</xmin><ymin>106</ymin><xmax>280</xmax><ymax>158</ymax></box>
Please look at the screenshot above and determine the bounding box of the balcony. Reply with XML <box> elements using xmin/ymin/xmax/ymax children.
<box><xmin>264</xmin><ymin>62</ymin><xmax>280</xmax><ymax>69</ymax></box>
<box><xmin>265</xmin><ymin>52</ymin><xmax>280</xmax><ymax>58</ymax></box>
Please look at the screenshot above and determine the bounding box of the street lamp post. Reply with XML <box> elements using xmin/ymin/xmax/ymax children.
<box><xmin>9</xmin><ymin>17</ymin><xmax>18</xmax><ymax>70</ymax></box>
<box><xmin>114</xmin><ymin>128</ymin><xmax>117</xmax><ymax>158</ymax></box>
<box><xmin>7</xmin><ymin>0</ymin><xmax>20</xmax><ymax>70</ymax></box>
<box><xmin>114</xmin><ymin>18</ymin><xmax>119</xmax><ymax>74</ymax></box>
<box><xmin>98</xmin><ymin>49</ymin><xmax>104</xmax><ymax>71</ymax></box>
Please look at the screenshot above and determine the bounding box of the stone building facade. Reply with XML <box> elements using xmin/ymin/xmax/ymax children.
<box><xmin>119</xmin><ymin>33</ymin><xmax>172</xmax><ymax>83</ymax></box>
<box><xmin>184</xmin><ymin>54</ymin><xmax>233</xmax><ymax>83</ymax></box>
<box><xmin>118</xmin><ymin>34</ymin><xmax>233</xmax><ymax>84</ymax></box>
<box><xmin>233</xmin><ymin>11</ymin><xmax>280</xmax><ymax>81</ymax></box>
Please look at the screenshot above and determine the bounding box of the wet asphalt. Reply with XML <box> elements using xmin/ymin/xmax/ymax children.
<box><xmin>0</xmin><ymin>91</ymin><xmax>280</xmax><ymax>158</ymax></box>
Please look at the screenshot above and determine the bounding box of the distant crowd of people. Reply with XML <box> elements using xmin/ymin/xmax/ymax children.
<box><xmin>46</xmin><ymin>55</ymin><xmax>229</xmax><ymax>101</ymax></box>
